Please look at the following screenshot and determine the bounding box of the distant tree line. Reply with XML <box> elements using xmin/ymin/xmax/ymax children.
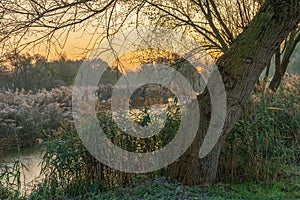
<box><xmin>0</xmin><ymin>53</ymin><xmax>121</xmax><ymax>92</ymax></box>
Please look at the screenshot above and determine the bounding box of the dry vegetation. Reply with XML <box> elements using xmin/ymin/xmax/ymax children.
<box><xmin>0</xmin><ymin>87</ymin><xmax>72</xmax><ymax>152</ymax></box>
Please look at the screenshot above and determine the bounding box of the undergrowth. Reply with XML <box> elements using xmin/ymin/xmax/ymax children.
<box><xmin>0</xmin><ymin>75</ymin><xmax>299</xmax><ymax>199</ymax></box>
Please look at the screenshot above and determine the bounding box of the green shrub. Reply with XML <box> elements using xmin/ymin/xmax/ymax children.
<box><xmin>39</xmin><ymin>124</ymin><xmax>105</xmax><ymax>197</ymax></box>
<box><xmin>219</xmin><ymin>75</ymin><xmax>300</xmax><ymax>182</ymax></box>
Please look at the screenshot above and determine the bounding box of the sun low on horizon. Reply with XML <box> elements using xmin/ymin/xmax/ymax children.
<box><xmin>108</xmin><ymin>48</ymin><xmax>207</xmax><ymax>74</ymax></box>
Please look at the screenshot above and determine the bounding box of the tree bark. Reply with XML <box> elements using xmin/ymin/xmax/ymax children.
<box><xmin>269</xmin><ymin>27</ymin><xmax>300</xmax><ymax>91</ymax></box>
<box><xmin>269</xmin><ymin>47</ymin><xmax>282</xmax><ymax>91</ymax></box>
<box><xmin>168</xmin><ymin>0</ymin><xmax>300</xmax><ymax>185</ymax></box>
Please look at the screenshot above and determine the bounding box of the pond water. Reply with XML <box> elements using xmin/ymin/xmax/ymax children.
<box><xmin>0</xmin><ymin>146</ymin><xmax>45</xmax><ymax>194</ymax></box>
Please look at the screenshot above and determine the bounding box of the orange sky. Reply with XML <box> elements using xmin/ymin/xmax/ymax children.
<box><xmin>26</xmin><ymin>26</ymin><xmax>212</xmax><ymax>76</ymax></box>
<box><xmin>109</xmin><ymin>49</ymin><xmax>206</xmax><ymax>74</ymax></box>
<box><xmin>50</xmin><ymin>29</ymin><xmax>96</xmax><ymax>61</ymax></box>
<box><xmin>25</xmin><ymin>28</ymin><xmax>99</xmax><ymax>61</ymax></box>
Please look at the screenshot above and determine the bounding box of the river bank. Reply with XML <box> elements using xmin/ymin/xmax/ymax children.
<box><xmin>0</xmin><ymin>145</ymin><xmax>45</xmax><ymax>195</ymax></box>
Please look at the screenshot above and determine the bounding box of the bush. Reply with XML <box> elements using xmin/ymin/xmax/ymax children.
<box><xmin>219</xmin><ymin>75</ymin><xmax>300</xmax><ymax>182</ymax></box>
<box><xmin>0</xmin><ymin>87</ymin><xmax>72</xmax><ymax>151</ymax></box>
<box><xmin>38</xmin><ymin>124</ymin><xmax>106</xmax><ymax>198</ymax></box>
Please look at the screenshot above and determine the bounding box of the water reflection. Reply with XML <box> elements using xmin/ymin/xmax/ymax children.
<box><xmin>0</xmin><ymin>146</ymin><xmax>45</xmax><ymax>193</ymax></box>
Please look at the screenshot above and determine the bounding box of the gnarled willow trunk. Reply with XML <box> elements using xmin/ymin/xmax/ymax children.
<box><xmin>168</xmin><ymin>0</ymin><xmax>300</xmax><ymax>185</ymax></box>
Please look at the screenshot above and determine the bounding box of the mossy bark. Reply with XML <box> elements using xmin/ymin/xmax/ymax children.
<box><xmin>167</xmin><ymin>0</ymin><xmax>300</xmax><ymax>185</ymax></box>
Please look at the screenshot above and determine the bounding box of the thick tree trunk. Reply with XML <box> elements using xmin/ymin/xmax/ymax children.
<box><xmin>168</xmin><ymin>0</ymin><xmax>300</xmax><ymax>185</ymax></box>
